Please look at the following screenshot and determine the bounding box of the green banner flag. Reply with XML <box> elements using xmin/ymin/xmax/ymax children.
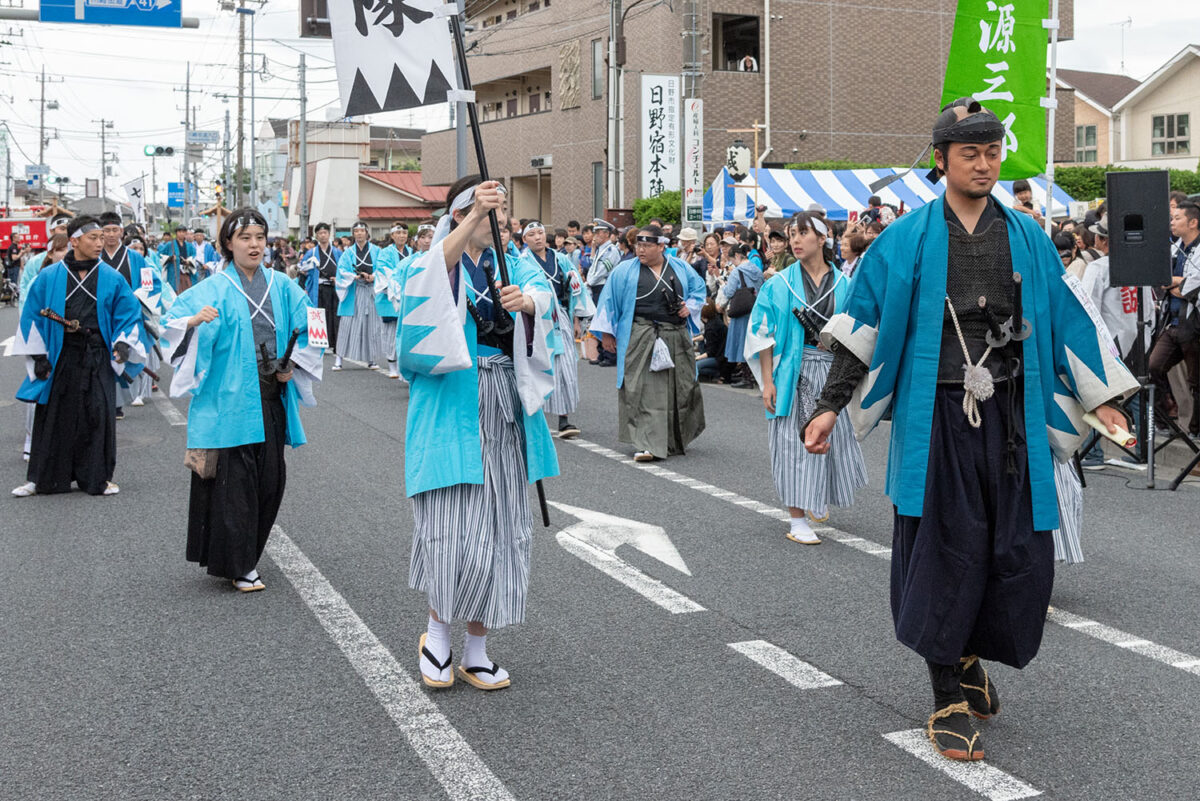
<box><xmin>941</xmin><ymin>0</ymin><xmax>1048</xmax><ymax>179</ymax></box>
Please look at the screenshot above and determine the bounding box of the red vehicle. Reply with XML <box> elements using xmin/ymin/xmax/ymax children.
<box><xmin>0</xmin><ymin>216</ymin><xmax>50</xmax><ymax>251</ymax></box>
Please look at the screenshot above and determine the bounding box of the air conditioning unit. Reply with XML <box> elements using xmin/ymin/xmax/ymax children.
<box><xmin>530</xmin><ymin>154</ymin><xmax>553</xmax><ymax>169</ymax></box>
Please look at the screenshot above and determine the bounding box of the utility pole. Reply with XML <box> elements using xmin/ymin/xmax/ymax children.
<box><xmin>249</xmin><ymin>6</ymin><xmax>257</xmax><ymax>206</ymax></box>
<box><xmin>183</xmin><ymin>61</ymin><xmax>191</xmax><ymax>224</ymax></box>
<box><xmin>34</xmin><ymin>68</ymin><xmax>62</xmax><ymax>203</ymax></box>
<box><xmin>299</xmin><ymin>52</ymin><xmax>309</xmax><ymax>236</ymax></box>
<box><xmin>94</xmin><ymin>118</ymin><xmax>114</xmax><ymax>209</ymax></box>
<box><xmin>236</xmin><ymin>0</ymin><xmax>246</xmax><ymax>207</ymax></box>
<box><xmin>223</xmin><ymin>106</ymin><xmax>231</xmax><ymax>206</ymax></box>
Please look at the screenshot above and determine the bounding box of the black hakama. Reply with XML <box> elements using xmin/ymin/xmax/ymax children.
<box><xmin>891</xmin><ymin>383</ymin><xmax>1054</xmax><ymax>669</ymax></box>
<box><xmin>26</xmin><ymin>331</ymin><xmax>117</xmax><ymax>495</ymax></box>
<box><xmin>186</xmin><ymin>387</ymin><xmax>287</xmax><ymax>579</ymax></box>
<box><xmin>318</xmin><ymin>283</ymin><xmax>340</xmax><ymax>353</ymax></box>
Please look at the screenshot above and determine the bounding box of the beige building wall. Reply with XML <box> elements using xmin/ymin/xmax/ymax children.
<box><xmin>1120</xmin><ymin>55</ymin><xmax>1198</xmax><ymax>168</ymax></box>
<box><xmin>422</xmin><ymin>0</ymin><xmax>1075</xmax><ymax>223</ymax></box>
<box><xmin>1065</xmin><ymin>98</ymin><xmax>1111</xmax><ymax>165</ymax></box>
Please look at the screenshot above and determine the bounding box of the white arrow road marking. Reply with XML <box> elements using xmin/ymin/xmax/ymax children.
<box><xmin>551</xmin><ymin>501</ymin><xmax>705</xmax><ymax>614</ymax></box>
<box><xmin>151</xmin><ymin>393</ymin><xmax>187</xmax><ymax>426</ymax></box>
<box><xmin>266</xmin><ymin>527</ymin><xmax>516</xmax><ymax>801</ymax></box>
<box><xmin>728</xmin><ymin>640</ymin><xmax>843</xmax><ymax>690</ymax></box>
<box><xmin>883</xmin><ymin>730</ymin><xmax>1042</xmax><ymax>801</ymax></box>
<box><xmin>564</xmin><ymin>437</ymin><xmax>1200</xmax><ymax>680</ymax></box>
<box><xmin>1</xmin><ymin>335</ymin><xmax>14</xmax><ymax>356</ymax></box>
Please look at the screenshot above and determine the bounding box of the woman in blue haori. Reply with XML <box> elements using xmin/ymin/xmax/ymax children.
<box><xmin>12</xmin><ymin>216</ymin><xmax>147</xmax><ymax>498</ymax></box>
<box><xmin>394</xmin><ymin>176</ymin><xmax>558</xmax><ymax>691</ymax></box>
<box><xmin>745</xmin><ymin>211</ymin><xmax>866</xmax><ymax>545</ymax></box>
<box><xmin>519</xmin><ymin>220</ymin><xmax>595</xmax><ymax>438</ymax></box>
<box><xmin>720</xmin><ymin>243</ymin><xmax>764</xmax><ymax>388</ymax></box>
<box><xmin>164</xmin><ymin>208</ymin><xmax>323</xmax><ymax>593</ymax></box>
<box><xmin>804</xmin><ymin>99</ymin><xmax>1137</xmax><ymax>762</ymax></box>
<box><xmin>378</xmin><ymin>223</ymin><xmax>436</xmax><ymax>380</ymax></box>
<box><xmin>332</xmin><ymin>221</ymin><xmax>386</xmax><ymax>371</ymax></box>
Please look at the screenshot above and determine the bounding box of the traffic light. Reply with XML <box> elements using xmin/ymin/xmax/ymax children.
<box><xmin>142</xmin><ymin>145</ymin><xmax>176</xmax><ymax>157</ymax></box>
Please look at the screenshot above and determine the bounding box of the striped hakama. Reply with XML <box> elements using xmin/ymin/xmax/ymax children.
<box><xmin>336</xmin><ymin>284</ymin><xmax>385</xmax><ymax>364</ymax></box>
<box><xmin>1051</xmin><ymin>458</ymin><xmax>1084</xmax><ymax>564</ymax></box>
<box><xmin>767</xmin><ymin>348</ymin><xmax>867</xmax><ymax>510</ymax></box>
<box><xmin>381</xmin><ymin>317</ymin><xmax>398</xmax><ymax>363</ymax></box>
<box><xmin>545</xmin><ymin>307</ymin><xmax>579</xmax><ymax>415</ymax></box>
<box><xmin>409</xmin><ymin>355</ymin><xmax>533</xmax><ymax>630</ymax></box>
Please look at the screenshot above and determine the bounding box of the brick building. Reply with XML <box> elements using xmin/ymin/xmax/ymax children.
<box><xmin>420</xmin><ymin>0</ymin><xmax>1076</xmax><ymax>224</ymax></box>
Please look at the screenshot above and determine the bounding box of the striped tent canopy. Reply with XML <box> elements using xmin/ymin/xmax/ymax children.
<box><xmin>703</xmin><ymin>167</ymin><xmax>1076</xmax><ymax>223</ymax></box>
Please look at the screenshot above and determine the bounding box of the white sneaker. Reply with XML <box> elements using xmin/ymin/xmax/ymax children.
<box><xmin>103</xmin><ymin>482</ymin><xmax>120</xmax><ymax>496</ymax></box>
<box><xmin>331</xmin><ymin>363</ymin><xmax>343</xmax><ymax>371</ymax></box>
<box><xmin>130</xmin><ymin>397</ymin><xmax>145</xmax><ymax>407</ymax></box>
<box><xmin>11</xmin><ymin>481</ymin><xmax>35</xmax><ymax>497</ymax></box>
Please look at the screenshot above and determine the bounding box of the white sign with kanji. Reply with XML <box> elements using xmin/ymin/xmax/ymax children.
<box><xmin>307</xmin><ymin>307</ymin><xmax>330</xmax><ymax>349</ymax></box>
<box><xmin>640</xmin><ymin>74</ymin><xmax>681</xmax><ymax>199</ymax></box>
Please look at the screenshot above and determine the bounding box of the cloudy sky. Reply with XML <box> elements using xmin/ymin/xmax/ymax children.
<box><xmin>1</xmin><ymin>0</ymin><xmax>1194</xmax><ymax>210</ymax></box>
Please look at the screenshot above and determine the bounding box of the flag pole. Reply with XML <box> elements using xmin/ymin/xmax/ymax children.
<box><xmin>447</xmin><ymin>10</ymin><xmax>551</xmax><ymax>528</ymax></box>
<box><xmin>1042</xmin><ymin>0</ymin><xmax>1060</xmax><ymax>234</ymax></box>
<box><xmin>448</xmin><ymin>11</ymin><xmax>512</xmax><ymax>289</ymax></box>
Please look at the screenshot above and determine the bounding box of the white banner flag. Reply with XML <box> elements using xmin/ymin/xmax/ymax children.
<box><xmin>330</xmin><ymin>0</ymin><xmax>459</xmax><ymax>117</ymax></box>
<box><xmin>123</xmin><ymin>177</ymin><xmax>147</xmax><ymax>224</ymax></box>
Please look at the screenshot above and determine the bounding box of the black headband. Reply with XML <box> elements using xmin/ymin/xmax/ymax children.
<box><xmin>70</xmin><ymin>221</ymin><xmax>101</xmax><ymax>239</ymax></box>
<box><xmin>231</xmin><ymin>213</ymin><xmax>266</xmax><ymax>233</ymax></box>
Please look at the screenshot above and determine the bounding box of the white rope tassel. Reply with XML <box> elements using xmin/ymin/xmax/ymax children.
<box><xmin>945</xmin><ymin>297</ymin><xmax>994</xmax><ymax>428</ymax></box>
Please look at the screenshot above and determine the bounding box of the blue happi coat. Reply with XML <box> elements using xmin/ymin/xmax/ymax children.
<box><xmin>14</xmin><ymin>262</ymin><xmax>147</xmax><ymax>404</ymax></box>
<box><xmin>821</xmin><ymin>198</ymin><xmax>1138</xmax><ymax>530</ymax></box>
<box><xmin>518</xmin><ymin>248</ymin><xmax>595</xmax><ymax>357</ymax></box>
<box><xmin>590</xmin><ymin>254</ymin><xmax>707</xmax><ymax>389</ymax></box>
<box><xmin>157</xmin><ymin>239</ymin><xmax>196</xmax><ymax>290</ymax></box>
<box><xmin>745</xmin><ymin>264</ymin><xmax>850</xmax><ymax>419</ymax></box>
<box><xmin>335</xmin><ymin>242</ymin><xmax>385</xmax><ymax>317</ymax></box>
<box><xmin>163</xmin><ymin>265</ymin><xmax>323</xmax><ymax>449</ymax></box>
<box><xmin>395</xmin><ymin>242</ymin><xmax>559</xmax><ymax>497</ymax></box>
<box><xmin>300</xmin><ymin>244</ymin><xmax>341</xmax><ymax>305</ymax></box>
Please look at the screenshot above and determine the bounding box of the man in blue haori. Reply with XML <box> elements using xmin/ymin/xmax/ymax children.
<box><xmin>805</xmin><ymin>99</ymin><xmax>1137</xmax><ymax>762</ymax></box>
<box><xmin>394</xmin><ymin>176</ymin><xmax>558</xmax><ymax>692</ymax></box>
<box><xmin>592</xmin><ymin>224</ymin><xmax>706</xmax><ymax>462</ymax></box>
<box><xmin>12</xmin><ymin>215</ymin><xmax>147</xmax><ymax>498</ymax></box>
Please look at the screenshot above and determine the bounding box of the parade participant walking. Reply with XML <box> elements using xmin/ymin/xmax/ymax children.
<box><xmin>333</xmin><ymin>221</ymin><xmax>385</xmax><ymax>371</ymax></box>
<box><xmin>17</xmin><ymin>234</ymin><xmax>68</xmax><ymax>462</ymax></box>
<box><xmin>804</xmin><ymin>99</ymin><xmax>1138</xmax><ymax>762</ymax></box>
<box><xmin>192</xmin><ymin>228</ymin><xmax>219</xmax><ymax>281</ymax></box>
<box><xmin>158</xmin><ymin>225</ymin><xmax>196</xmax><ymax>292</ymax></box>
<box><xmin>12</xmin><ymin>216</ymin><xmax>147</xmax><ymax>498</ymax></box>
<box><xmin>163</xmin><ymin>208</ymin><xmax>324</xmax><ymax>593</ymax></box>
<box><xmin>520</xmin><ymin>220</ymin><xmax>594</xmax><ymax>438</ymax></box>
<box><xmin>301</xmin><ymin>222</ymin><xmax>342</xmax><ymax>352</ymax></box>
<box><xmin>394</xmin><ymin>177</ymin><xmax>558</xmax><ymax>690</ymax></box>
<box><xmin>97</xmin><ymin>212</ymin><xmax>163</xmax><ymax>413</ymax></box>
<box><xmin>587</xmin><ymin>219</ymin><xmax>622</xmax><ymax>366</ymax></box>
<box><xmin>18</xmin><ymin>214</ymin><xmax>72</xmax><ymax>311</ymax></box>
<box><xmin>746</xmin><ymin>211</ymin><xmax>865</xmax><ymax>544</ymax></box>
<box><xmin>592</xmin><ymin>224</ymin><xmax>706</xmax><ymax>462</ymax></box>
<box><xmin>376</xmin><ymin>224</ymin><xmax>415</xmax><ymax>379</ymax></box>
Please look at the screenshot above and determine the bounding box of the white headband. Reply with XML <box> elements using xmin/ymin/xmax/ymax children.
<box><xmin>809</xmin><ymin>217</ymin><xmax>829</xmax><ymax>236</ymax></box>
<box><xmin>430</xmin><ymin>182</ymin><xmax>507</xmax><ymax>248</ymax></box>
<box><xmin>231</xmin><ymin>213</ymin><xmax>266</xmax><ymax>234</ymax></box>
<box><xmin>390</xmin><ymin>225</ymin><xmax>406</xmax><ymax>234</ymax></box>
<box><xmin>70</xmin><ymin>221</ymin><xmax>101</xmax><ymax>239</ymax></box>
<box><xmin>522</xmin><ymin>221</ymin><xmax>545</xmax><ymax>236</ymax></box>
<box><xmin>417</xmin><ymin>224</ymin><xmax>435</xmax><ymax>234</ymax></box>
<box><xmin>352</xmin><ymin>222</ymin><xmax>369</xmax><ymax>232</ymax></box>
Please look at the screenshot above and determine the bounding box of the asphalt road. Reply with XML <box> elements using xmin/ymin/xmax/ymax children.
<box><xmin>1</xmin><ymin>301</ymin><xmax>1197</xmax><ymax>801</ymax></box>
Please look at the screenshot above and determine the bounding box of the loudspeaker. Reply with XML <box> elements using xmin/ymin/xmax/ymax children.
<box><xmin>1106</xmin><ymin>170</ymin><xmax>1172</xmax><ymax>287</ymax></box>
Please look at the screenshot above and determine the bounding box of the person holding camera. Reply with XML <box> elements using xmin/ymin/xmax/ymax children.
<box><xmin>745</xmin><ymin>211</ymin><xmax>865</xmax><ymax>544</ymax></box>
<box><xmin>719</xmin><ymin>240</ymin><xmax>765</xmax><ymax>389</ymax></box>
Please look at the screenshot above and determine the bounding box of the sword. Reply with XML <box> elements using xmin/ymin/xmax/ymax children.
<box><xmin>39</xmin><ymin>308</ymin><xmax>80</xmax><ymax>333</ymax></box>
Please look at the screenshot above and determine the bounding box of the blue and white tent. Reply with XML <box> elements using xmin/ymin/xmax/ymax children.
<box><xmin>704</xmin><ymin>167</ymin><xmax>1075</xmax><ymax>223</ymax></box>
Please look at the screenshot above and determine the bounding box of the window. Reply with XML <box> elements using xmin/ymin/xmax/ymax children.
<box><xmin>506</xmin><ymin>9</ymin><xmax>516</xmax><ymax>19</ymax></box>
<box><xmin>591</xmin><ymin>38</ymin><xmax>604</xmax><ymax>99</ymax></box>
<box><xmin>1075</xmin><ymin>124</ymin><xmax>1097</xmax><ymax>163</ymax></box>
<box><xmin>529</xmin><ymin>92</ymin><xmax>541</xmax><ymax>114</ymax></box>
<box><xmin>593</xmin><ymin>161</ymin><xmax>604</xmax><ymax>219</ymax></box>
<box><xmin>506</xmin><ymin>98</ymin><xmax>518</xmax><ymax>117</ymax></box>
<box><xmin>1152</xmin><ymin>114</ymin><xmax>1190</xmax><ymax>156</ymax></box>
<box><xmin>527</xmin><ymin>0</ymin><xmax>538</xmax><ymax>11</ymax></box>
<box><xmin>712</xmin><ymin>14</ymin><xmax>759</xmax><ymax>72</ymax></box>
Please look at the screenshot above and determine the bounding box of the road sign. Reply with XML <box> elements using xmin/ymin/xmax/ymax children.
<box><xmin>25</xmin><ymin>164</ymin><xmax>49</xmax><ymax>177</ymax></box>
<box><xmin>186</xmin><ymin>130</ymin><xmax>220</xmax><ymax>145</ymax></box>
<box><xmin>167</xmin><ymin>182</ymin><xmax>184</xmax><ymax>208</ymax></box>
<box><xmin>40</xmin><ymin>0</ymin><xmax>182</xmax><ymax>28</ymax></box>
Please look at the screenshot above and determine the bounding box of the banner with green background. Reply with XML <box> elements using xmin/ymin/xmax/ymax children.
<box><xmin>940</xmin><ymin>0</ymin><xmax>1048</xmax><ymax>179</ymax></box>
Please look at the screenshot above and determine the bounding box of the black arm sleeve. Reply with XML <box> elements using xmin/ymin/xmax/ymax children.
<box><xmin>812</xmin><ymin>340</ymin><xmax>868</xmax><ymax>418</ymax></box>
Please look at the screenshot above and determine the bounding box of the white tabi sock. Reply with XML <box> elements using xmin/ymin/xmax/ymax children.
<box><xmin>387</xmin><ymin>360</ymin><xmax>399</xmax><ymax>378</ymax></box>
<box><xmin>421</xmin><ymin>615</ymin><xmax>452</xmax><ymax>682</ymax></box>
<box><xmin>463</xmin><ymin>633</ymin><xmax>509</xmax><ymax>684</ymax></box>
<box><xmin>788</xmin><ymin>517</ymin><xmax>819</xmax><ymax>543</ymax></box>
